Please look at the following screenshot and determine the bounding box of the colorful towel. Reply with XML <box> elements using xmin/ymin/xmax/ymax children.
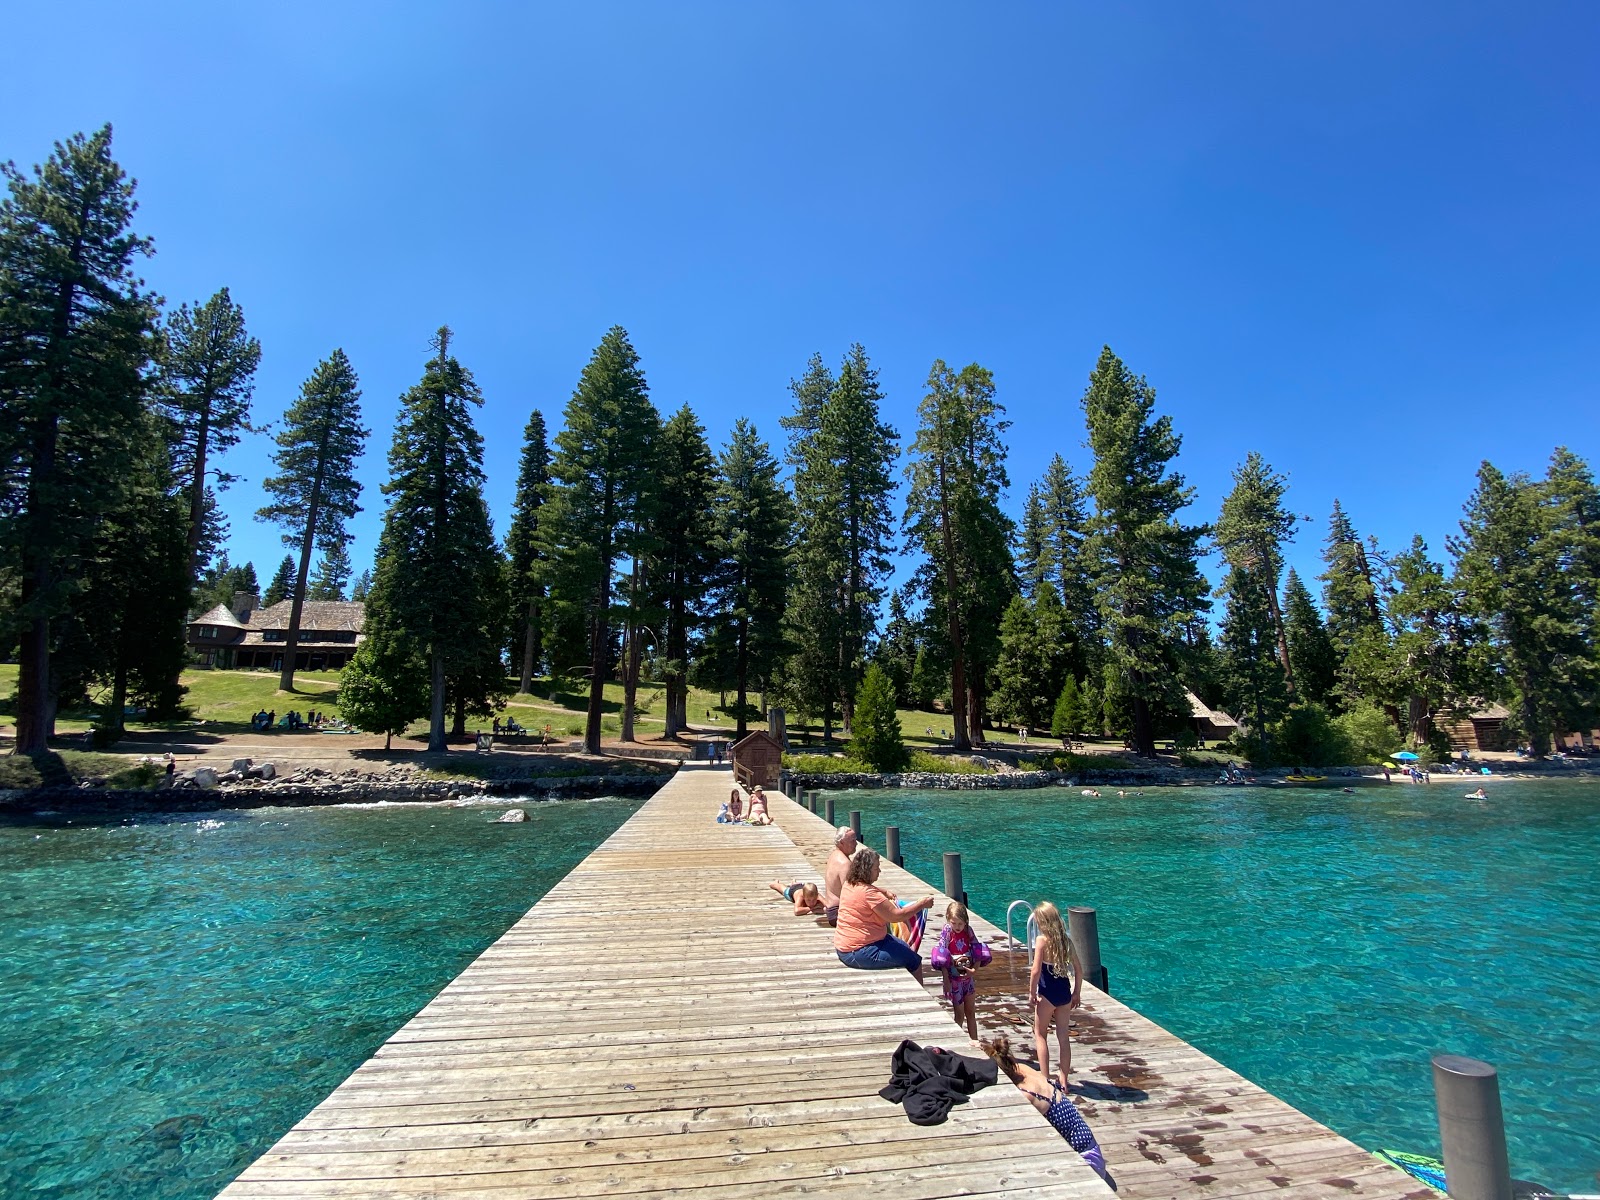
<box><xmin>891</xmin><ymin>902</ymin><xmax>926</xmax><ymax>952</ymax></box>
<box><xmin>1373</xmin><ymin>1149</ymin><xmax>1446</xmax><ymax>1194</ymax></box>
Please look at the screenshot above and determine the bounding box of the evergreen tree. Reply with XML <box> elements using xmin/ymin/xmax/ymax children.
<box><xmin>1219</xmin><ymin>564</ymin><xmax>1289</xmax><ymax>745</ymax></box>
<box><xmin>543</xmin><ymin>327</ymin><xmax>658</xmax><ymax>754</ymax></box>
<box><xmin>308</xmin><ymin>540</ymin><xmax>352</xmax><ymax>600</ymax></box>
<box><xmin>1018</xmin><ymin>483</ymin><xmax>1048</xmax><ymax>599</ymax></box>
<box><xmin>505</xmin><ymin>409</ymin><xmax>550</xmax><ymax>693</ymax></box>
<box><xmin>1051</xmin><ymin>674</ymin><xmax>1084</xmax><ymax>742</ymax></box>
<box><xmin>1452</xmin><ymin>462</ymin><xmax>1597</xmax><ymax>755</ymax></box>
<box><xmin>1385</xmin><ymin>536</ymin><xmax>1479</xmax><ymax>747</ymax></box>
<box><xmin>1320</xmin><ymin>499</ymin><xmax>1391</xmax><ymax>710</ymax></box>
<box><xmin>369</xmin><ymin>327</ymin><xmax>506</xmax><ymax>751</ymax></box>
<box><xmin>991</xmin><ymin>584</ymin><xmax>1069</xmax><ymax>733</ymax></box>
<box><xmin>339</xmin><ymin>623</ymin><xmax>428</xmax><ymax>750</ymax></box>
<box><xmin>1542</xmin><ymin>447</ymin><xmax>1600</xmax><ymax>644</ymax></box>
<box><xmin>157</xmin><ymin>287</ymin><xmax>261</xmax><ymax>582</ymax></box>
<box><xmin>1282</xmin><ymin>568</ymin><xmax>1337</xmax><ymax>707</ymax></box>
<box><xmin>264</xmin><ymin>554</ymin><xmax>296</xmax><ymax>606</ymax></box>
<box><xmin>0</xmin><ymin>126</ymin><xmax>157</xmax><ymax>753</ymax></box>
<box><xmin>349</xmin><ymin>567</ymin><xmax>373</xmax><ymax>602</ymax></box>
<box><xmin>909</xmin><ymin>646</ymin><xmax>939</xmax><ymax>711</ymax></box>
<box><xmin>257</xmin><ymin>350</ymin><xmax>367</xmax><ymax>689</ymax></box>
<box><xmin>1215</xmin><ymin>452</ymin><xmax>1297</xmax><ymax>688</ymax></box>
<box><xmin>651</xmin><ymin>405</ymin><xmax>716</xmax><ymax>736</ymax></box>
<box><xmin>781</xmin><ymin>347</ymin><xmax>898</xmax><ymax>735</ymax></box>
<box><xmin>236</xmin><ymin>560</ymin><xmax>259</xmax><ymax>597</ymax></box>
<box><xmin>851</xmin><ymin>661</ymin><xmax>909</xmax><ymax>771</ymax></box>
<box><xmin>875</xmin><ymin>585</ymin><xmax>921</xmax><ymax>706</ymax></box>
<box><xmin>904</xmin><ymin>359</ymin><xmax>1016</xmax><ymax>749</ymax></box>
<box><xmin>707</xmin><ymin>419</ymin><xmax>792</xmax><ymax>738</ymax></box>
<box><xmin>1032</xmin><ymin>454</ymin><xmax>1096</xmax><ymax>677</ymax></box>
<box><xmin>1080</xmin><ymin>347</ymin><xmax>1209</xmax><ymax>757</ymax></box>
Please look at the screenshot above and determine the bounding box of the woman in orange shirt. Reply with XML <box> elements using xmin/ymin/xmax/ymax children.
<box><xmin>832</xmin><ymin>848</ymin><xmax>935</xmax><ymax>982</ymax></box>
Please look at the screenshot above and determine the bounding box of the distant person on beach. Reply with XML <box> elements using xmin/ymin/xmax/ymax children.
<box><xmin>823</xmin><ymin>826</ymin><xmax>859</xmax><ymax>926</ymax></box>
<box><xmin>982</xmin><ymin>1035</ymin><xmax>1114</xmax><ymax>1188</ymax></box>
<box><xmin>833</xmin><ymin>847</ymin><xmax>934</xmax><ymax>982</ymax></box>
<box><xmin>768</xmin><ymin>879</ymin><xmax>825</xmax><ymax>914</ymax></box>
<box><xmin>1029</xmin><ymin>901</ymin><xmax>1082</xmax><ymax>1088</ymax></box>
<box><xmin>931</xmin><ymin>900</ymin><xmax>991</xmax><ymax>1040</ymax></box>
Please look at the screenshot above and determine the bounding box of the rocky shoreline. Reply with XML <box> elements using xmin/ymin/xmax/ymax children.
<box><xmin>0</xmin><ymin>762</ymin><xmax>669</xmax><ymax>815</ymax></box>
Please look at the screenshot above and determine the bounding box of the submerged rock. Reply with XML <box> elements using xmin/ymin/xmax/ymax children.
<box><xmin>495</xmin><ymin>808</ymin><xmax>528</xmax><ymax>823</ymax></box>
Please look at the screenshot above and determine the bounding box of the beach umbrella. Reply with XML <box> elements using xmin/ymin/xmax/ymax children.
<box><xmin>1382</xmin><ymin>762</ymin><xmax>1398</xmax><ymax>770</ymax></box>
<box><xmin>1394</xmin><ymin>751</ymin><xmax>1420</xmax><ymax>761</ymax></box>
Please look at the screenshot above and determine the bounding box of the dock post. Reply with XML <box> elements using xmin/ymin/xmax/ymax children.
<box><xmin>1432</xmin><ymin>1055</ymin><xmax>1512</xmax><ymax>1200</ymax></box>
<box><xmin>943</xmin><ymin>852</ymin><xmax>966</xmax><ymax>907</ymax></box>
<box><xmin>849</xmin><ymin>810</ymin><xmax>862</xmax><ymax>839</ymax></box>
<box><xmin>1069</xmin><ymin>906</ymin><xmax>1107</xmax><ymax>993</ymax></box>
<box><xmin>885</xmin><ymin>825</ymin><xmax>902</xmax><ymax>867</ymax></box>
<box><xmin>825</xmin><ymin>796</ymin><xmax>835</xmax><ymax>825</ymax></box>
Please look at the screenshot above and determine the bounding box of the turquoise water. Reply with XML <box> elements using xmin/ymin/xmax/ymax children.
<box><xmin>833</xmin><ymin>780</ymin><xmax>1600</xmax><ymax>1194</ymax></box>
<box><xmin>0</xmin><ymin>797</ymin><xmax>641</xmax><ymax>1200</ymax></box>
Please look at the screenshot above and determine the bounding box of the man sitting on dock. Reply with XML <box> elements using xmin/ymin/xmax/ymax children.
<box><xmin>823</xmin><ymin>825</ymin><xmax>859</xmax><ymax>927</ymax></box>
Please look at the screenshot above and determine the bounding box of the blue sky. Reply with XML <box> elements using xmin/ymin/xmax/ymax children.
<box><xmin>5</xmin><ymin>3</ymin><xmax>1597</xmax><ymax>605</ymax></box>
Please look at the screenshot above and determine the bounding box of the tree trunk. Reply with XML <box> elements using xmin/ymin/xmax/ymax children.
<box><xmin>937</xmin><ymin>460</ymin><xmax>971</xmax><ymax>751</ymax></box>
<box><xmin>110</xmin><ymin>660</ymin><xmax>129</xmax><ymax>738</ymax></box>
<box><xmin>451</xmin><ymin>692</ymin><xmax>467</xmax><ymax>738</ymax></box>
<box><xmin>14</xmin><ymin>411</ymin><xmax>60</xmax><ymax>756</ymax></box>
<box><xmin>1131</xmin><ymin>690</ymin><xmax>1156</xmax><ymax>758</ymax></box>
<box><xmin>519</xmin><ymin>599</ymin><xmax>537</xmax><ymax>695</ymax></box>
<box><xmin>186</xmin><ymin>409</ymin><xmax>211</xmax><ymax>584</ymax></box>
<box><xmin>278</xmin><ymin>452</ymin><xmax>327</xmax><ymax>692</ymax></box>
<box><xmin>734</xmin><ymin>617</ymin><xmax>750</xmax><ymax>739</ymax></box>
<box><xmin>1266</xmin><ymin>578</ymin><xmax>1295</xmax><ymax>693</ymax></box>
<box><xmin>428</xmin><ymin>652</ymin><xmax>447</xmax><ymax>752</ymax></box>
<box><xmin>621</xmin><ymin>627</ymin><xmax>640</xmax><ymax>743</ymax></box>
<box><xmin>584</xmin><ymin>586</ymin><xmax>608</xmax><ymax>755</ymax></box>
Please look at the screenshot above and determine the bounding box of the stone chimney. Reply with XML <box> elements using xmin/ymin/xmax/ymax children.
<box><xmin>231</xmin><ymin>592</ymin><xmax>259</xmax><ymax>622</ymax></box>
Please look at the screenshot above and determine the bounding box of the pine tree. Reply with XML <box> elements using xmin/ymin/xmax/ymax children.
<box><xmin>651</xmin><ymin>405</ymin><xmax>716</xmax><ymax>736</ymax></box>
<box><xmin>1215</xmin><ymin>452</ymin><xmax>1297</xmax><ymax>689</ymax></box>
<box><xmin>851</xmin><ymin>661</ymin><xmax>908</xmax><ymax>771</ymax></box>
<box><xmin>1320</xmin><ymin>499</ymin><xmax>1391</xmax><ymax>709</ymax></box>
<box><xmin>264</xmin><ymin>555</ymin><xmax>295</xmax><ymax>606</ymax></box>
<box><xmin>369</xmin><ymin>327</ymin><xmax>506</xmax><ymax>751</ymax></box>
<box><xmin>1219</xmin><ymin>564</ymin><xmax>1289</xmax><ymax>747</ymax></box>
<box><xmin>1018</xmin><ymin>483</ymin><xmax>1048</xmax><ymax>599</ymax></box>
<box><xmin>781</xmin><ymin>347</ymin><xmax>898</xmax><ymax>735</ymax></box>
<box><xmin>308</xmin><ymin>540</ymin><xmax>353</xmax><ymax>600</ymax></box>
<box><xmin>1386</xmin><ymin>536</ymin><xmax>1478</xmax><ymax>747</ymax></box>
<box><xmin>992</xmin><ymin>584</ymin><xmax>1069</xmax><ymax>732</ymax></box>
<box><xmin>707</xmin><ymin>419</ymin><xmax>793</xmax><ymax>738</ymax></box>
<box><xmin>0</xmin><ymin>126</ymin><xmax>158</xmax><ymax>753</ymax></box>
<box><xmin>909</xmin><ymin>646</ymin><xmax>939</xmax><ymax>711</ymax></box>
<box><xmin>257</xmin><ymin>350</ymin><xmax>367</xmax><ymax>689</ymax></box>
<box><xmin>157</xmin><ymin>287</ymin><xmax>261</xmax><ymax>582</ymax></box>
<box><xmin>505</xmin><ymin>409</ymin><xmax>550</xmax><ymax>694</ymax></box>
<box><xmin>875</xmin><ymin>585</ymin><xmax>921</xmax><ymax>706</ymax></box>
<box><xmin>349</xmin><ymin>568</ymin><xmax>373</xmax><ymax>602</ymax></box>
<box><xmin>543</xmin><ymin>327</ymin><xmax>659</xmax><ymax>754</ymax></box>
<box><xmin>1282</xmin><ymin>568</ymin><xmax>1337</xmax><ymax>707</ymax></box>
<box><xmin>905</xmin><ymin>360</ymin><xmax>1016</xmax><ymax>749</ymax></box>
<box><xmin>1452</xmin><ymin>462</ymin><xmax>1598</xmax><ymax>755</ymax></box>
<box><xmin>1051</xmin><ymin>674</ymin><xmax>1083</xmax><ymax>742</ymax></box>
<box><xmin>1034</xmin><ymin>454</ymin><xmax>1096</xmax><ymax>677</ymax></box>
<box><xmin>1080</xmin><ymin>347</ymin><xmax>1209</xmax><ymax>757</ymax></box>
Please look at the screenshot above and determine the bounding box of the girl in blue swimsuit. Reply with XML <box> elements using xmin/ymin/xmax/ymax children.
<box><xmin>983</xmin><ymin>1034</ymin><xmax>1115</xmax><ymax>1189</ymax></box>
<box><xmin>1029</xmin><ymin>901</ymin><xmax>1082</xmax><ymax>1088</ymax></box>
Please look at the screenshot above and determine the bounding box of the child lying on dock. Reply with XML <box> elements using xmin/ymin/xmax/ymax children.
<box><xmin>982</xmin><ymin>1034</ymin><xmax>1115</xmax><ymax>1189</ymax></box>
<box><xmin>767</xmin><ymin>880</ymin><xmax>825</xmax><ymax>914</ymax></box>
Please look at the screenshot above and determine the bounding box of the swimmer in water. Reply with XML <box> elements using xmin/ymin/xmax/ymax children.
<box><xmin>1466</xmin><ymin>787</ymin><xmax>1488</xmax><ymax>800</ymax></box>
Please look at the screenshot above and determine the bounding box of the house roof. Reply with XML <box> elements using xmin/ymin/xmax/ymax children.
<box><xmin>1471</xmin><ymin>702</ymin><xmax>1511</xmax><ymax>721</ymax></box>
<box><xmin>191</xmin><ymin>603</ymin><xmax>246</xmax><ymax>629</ymax></box>
<box><xmin>1186</xmin><ymin>689</ymin><xmax>1240</xmax><ymax>729</ymax></box>
<box><xmin>732</xmin><ymin>730</ymin><xmax>783</xmax><ymax>752</ymax></box>
<box><xmin>250</xmin><ymin>599</ymin><xmax>365</xmax><ymax>634</ymax></box>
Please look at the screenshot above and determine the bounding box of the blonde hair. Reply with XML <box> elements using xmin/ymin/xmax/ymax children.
<box><xmin>946</xmin><ymin>900</ymin><xmax>969</xmax><ymax>926</ymax></box>
<box><xmin>801</xmin><ymin>882</ymin><xmax>820</xmax><ymax>900</ymax></box>
<box><xmin>1032</xmin><ymin>901</ymin><xmax>1077</xmax><ymax>976</ymax></box>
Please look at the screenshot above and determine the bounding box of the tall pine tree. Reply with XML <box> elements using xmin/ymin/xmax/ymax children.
<box><xmin>543</xmin><ymin>327</ymin><xmax>658</xmax><ymax>754</ymax></box>
<box><xmin>157</xmin><ymin>286</ymin><xmax>261</xmax><ymax>582</ymax></box>
<box><xmin>505</xmin><ymin>409</ymin><xmax>550</xmax><ymax>694</ymax></box>
<box><xmin>1080</xmin><ymin>347</ymin><xmax>1209</xmax><ymax>758</ymax></box>
<box><xmin>0</xmin><ymin>126</ymin><xmax>158</xmax><ymax>752</ymax></box>
<box><xmin>257</xmin><ymin>350</ymin><xmax>367</xmax><ymax>689</ymax></box>
<box><xmin>264</xmin><ymin>555</ymin><xmax>295</xmax><ymax>606</ymax></box>
<box><xmin>1282</xmin><ymin>568</ymin><xmax>1337</xmax><ymax>707</ymax></box>
<box><xmin>651</xmin><ymin>405</ymin><xmax>716</xmax><ymax>737</ymax></box>
<box><xmin>1215</xmin><ymin>452</ymin><xmax>1297</xmax><ymax>689</ymax></box>
<box><xmin>308</xmin><ymin>540</ymin><xmax>353</xmax><ymax>601</ymax></box>
<box><xmin>707</xmin><ymin>419</ymin><xmax>793</xmax><ymax>738</ymax></box>
<box><xmin>1320</xmin><ymin>500</ymin><xmax>1392</xmax><ymax>713</ymax></box>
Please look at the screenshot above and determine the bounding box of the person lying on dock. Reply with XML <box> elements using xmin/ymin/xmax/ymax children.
<box><xmin>823</xmin><ymin>825</ymin><xmax>859</xmax><ymax>927</ymax></box>
<box><xmin>930</xmin><ymin>901</ymin><xmax>991</xmax><ymax>1041</ymax></box>
<box><xmin>767</xmin><ymin>880</ymin><xmax>825</xmax><ymax>914</ymax></box>
<box><xmin>981</xmin><ymin>1034</ymin><xmax>1115</xmax><ymax>1189</ymax></box>
<box><xmin>833</xmin><ymin>847</ymin><xmax>934</xmax><ymax>983</ymax></box>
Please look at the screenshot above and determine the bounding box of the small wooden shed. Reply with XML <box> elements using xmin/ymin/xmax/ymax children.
<box><xmin>731</xmin><ymin>730</ymin><xmax>784</xmax><ymax>789</ymax></box>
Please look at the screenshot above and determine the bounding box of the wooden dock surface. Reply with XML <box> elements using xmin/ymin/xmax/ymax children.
<box><xmin>218</xmin><ymin>764</ymin><xmax>1112</xmax><ymax>1199</ymax></box>
<box><xmin>776</xmin><ymin>789</ymin><xmax>1433</xmax><ymax>1200</ymax></box>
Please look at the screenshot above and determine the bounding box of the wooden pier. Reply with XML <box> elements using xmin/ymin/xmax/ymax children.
<box><xmin>219</xmin><ymin>764</ymin><xmax>1428</xmax><ymax>1199</ymax></box>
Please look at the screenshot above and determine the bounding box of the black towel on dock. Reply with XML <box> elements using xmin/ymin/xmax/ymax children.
<box><xmin>879</xmin><ymin>1038</ymin><xmax>998</xmax><ymax>1125</ymax></box>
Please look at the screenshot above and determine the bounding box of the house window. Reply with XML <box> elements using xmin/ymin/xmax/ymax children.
<box><xmin>263</xmin><ymin>630</ymin><xmax>285</xmax><ymax>641</ymax></box>
<box><xmin>198</xmin><ymin>626</ymin><xmax>217</xmax><ymax>639</ymax></box>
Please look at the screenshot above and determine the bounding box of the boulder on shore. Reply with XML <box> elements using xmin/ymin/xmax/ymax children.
<box><xmin>231</xmin><ymin>757</ymin><xmax>253</xmax><ymax>774</ymax></box>
<box><xmin>192</xmin><ymin>767</ymin><xmax>219</xmax><ymax>790</ymax></box>
<box><xmin>495</xmin><ymin>808</ymin><xmax>528</xmax><ymax>823</ymax></box>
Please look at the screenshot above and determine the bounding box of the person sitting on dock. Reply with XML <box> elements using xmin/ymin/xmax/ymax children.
<box><xmin>823</xmin><ymin>826</ymin><xmax>859</xmax><ymax>926</ymax></box>
<box><xmin>833</xmin><ymin>847</ymin><xmax>934</xmax><ymax>983</ymax></box>
<box><xmin>981</xmin><ymin>1034</ymin><xmax>1115</xmax><ymax>1189</ymax></box>
<box><xmin>747</xmin><ymin>786</ymin><xmax>772</xmax><ymax>825</ymax></box>
<box><xmin>727</xmin><ymin>787</ymin><xmax>744</xmax><ymax>822</ymax></box>
<box><xmin>767</xmin><ymin>879</ymin><xmax>824</xmax><ymax>915</ymax></box>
